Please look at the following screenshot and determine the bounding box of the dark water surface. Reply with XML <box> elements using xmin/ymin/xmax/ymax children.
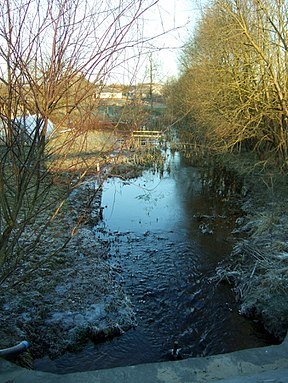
<box><xmin>36</xmin><ymin>151</ymin><xmax>276</xmax><ymax>373</ymax></box>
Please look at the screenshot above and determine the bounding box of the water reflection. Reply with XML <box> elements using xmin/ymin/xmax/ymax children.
<box><xmin>36</xmin><ymin>150</ymin><xmax>275</xmax><ymax>373</ymax></box>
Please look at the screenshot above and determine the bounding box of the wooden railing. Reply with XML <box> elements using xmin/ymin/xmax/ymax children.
<box><xmin>132</xmin><ymin>130</ymin><xmax>162</xmax><ymax>139</ymax></box>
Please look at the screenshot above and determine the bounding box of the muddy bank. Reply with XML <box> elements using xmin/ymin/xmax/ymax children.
<box><xmin>214</xmin><ymin>154</ymin><xmax>288</xmax><ymax>341</ymax></box>
<box><xmin>0</xmin><ymin>179</ymin><xmax>136</xmax><ymax>366</ymax></box>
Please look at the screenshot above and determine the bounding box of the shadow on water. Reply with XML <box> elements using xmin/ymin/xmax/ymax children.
<box><xmin>37</xmin><ymin>150</ymin><xmax>277</xmax><ymax>373</ymax></box>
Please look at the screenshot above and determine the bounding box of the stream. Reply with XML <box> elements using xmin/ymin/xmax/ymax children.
<box><xmin>37</xmin><ymin>150</ymin><xmax>276</xmax><ymax>373</ymax></box>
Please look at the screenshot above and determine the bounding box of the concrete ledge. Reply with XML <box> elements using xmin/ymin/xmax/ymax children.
<box><xmin>1</xmin><ymin>337</ymin><xmax>288</xmax><ymax>382</ymax></box>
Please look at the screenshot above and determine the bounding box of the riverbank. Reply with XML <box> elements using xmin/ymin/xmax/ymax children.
<box><xmin>1</xmin><ymin>147</ymin><xmax>286</xmax><ymax>371</ymax></box>
<box><xmin>2</xmin><ymin>334</ymin><xmax>288</xmax><ymax>382</ymax></box>
<box><xmin>0</xmin><ymin>178</ymin><xmax>137</xmax><ymax>367</ymax></box>
<box><xmin>213</xmin><ymin>152</ymin><xmax>288</xmax><ymax>341</ymax></box>
<box><xmin>0</xmin><ymin>138</ymin><xmax>166</xmax><ymax>368</ymax></box>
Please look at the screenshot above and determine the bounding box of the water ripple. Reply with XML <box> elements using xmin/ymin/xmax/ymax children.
<box><xmin>37</xmin><ymin>155</ymin><xmax>276</xmax><ymax>373</ymax></box>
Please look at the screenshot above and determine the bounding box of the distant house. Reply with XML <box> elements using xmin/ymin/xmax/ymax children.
<box><xmin>98</xmin><ymin>87</ymin><xmax>123</xmax><ymax>99</ymax></box>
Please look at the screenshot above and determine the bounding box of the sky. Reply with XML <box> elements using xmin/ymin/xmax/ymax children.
<box><xmin>144</xmin><ymin>0</ymin><xmax>208</xmax><ymax>82</ymax></box>
<box><xmin>0</xmin><ymin>0</ymin><xmax>208</xmax><ymax>86</ymax></box>
<box><xmin>107</xmin><ymin>0</ymin><xmax>208</xmax><ymax>84</ymax></box>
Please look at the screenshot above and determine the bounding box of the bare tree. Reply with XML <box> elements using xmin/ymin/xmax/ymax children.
<box><xmin>218</xmin><ymin>0</ymin><xmax>288</xmax><ymax>160</ymax></box>
<box><xmin>167</xmin><ymin>0</ymin><xmax>288</xmax><ymax>163</ymax></box>
<box><xmin>0</xmin><ymin>0</ymin><xmax>160</xmax><ymax>286</ymax></box>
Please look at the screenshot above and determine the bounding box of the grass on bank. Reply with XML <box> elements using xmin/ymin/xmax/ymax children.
<box><xmin>211</xmin><ymin>151</ymin><xmax>288</xmax><ymax>341</ymax></box>
<box><xmin>46</xmin><ymin>129</ymin><xmax>165</xmax><ymax>177</ymax></box>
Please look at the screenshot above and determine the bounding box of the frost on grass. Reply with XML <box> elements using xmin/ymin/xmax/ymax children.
<box><xmin>0</xmin><ymin>179</ymin><xmax>136</xmax><ymax>360</ymax></box>
<box><xmin>215</xmin><ymin>205</ymin><xmax>288</xmax><ymax>340</ymax></box>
